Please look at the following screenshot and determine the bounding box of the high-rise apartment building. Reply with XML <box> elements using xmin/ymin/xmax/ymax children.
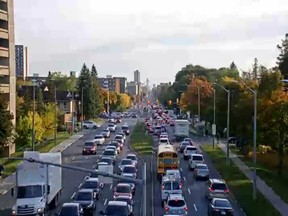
<box><xmin>0</xmin><ymin>0</ymin><xmax>16</xmax><ymax>125</ymax></box>
<box><xmin>134</xmin><ymin>70</ymin><xmax>140</xmax><ymax>84</ymax></box>
<box><xmin>15</xmin><ymin>45</ymin><xmax>28</xmax><ymax>79</ymax></box>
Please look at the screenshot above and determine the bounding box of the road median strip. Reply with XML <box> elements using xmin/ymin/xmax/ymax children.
<box><xmin>202</xmin><ymin>144</ymin><xmax>281</xmax><ymax>216</ymax></box>
<box><xmin>130</xmin><ymin>123</ymin><xmax>153</xmax><ymax>155</ymax></box>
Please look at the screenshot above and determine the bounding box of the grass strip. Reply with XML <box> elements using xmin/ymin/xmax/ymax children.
<box><xmin>0</xmin><ymin>132</ymin><xmax>70</xmax><ymax>178</ymax></box>
<box><xmin>230</xmin><ymin>147</ymin><xmax>288</xmax><ymax>204</ymax></box>
<box><xmin>130</xmin><ymin>123</ymin><xmax>153</xmax><ymax>155</ymax></box>
<box><xmin>202</xmin><ymin>144</ymin><xmax>281</xmax><ymax>216</ymax></box>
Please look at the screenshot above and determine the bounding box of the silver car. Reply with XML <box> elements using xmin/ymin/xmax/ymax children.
<box><xmin>164</xmin><ymin>194</ymin><xmax>188</xmax><ymax>215</ymax></box>
<box><xmin>118</xmin><ymin>159</ymin><xmax>133</xmax><ymax>172</ymax></box>
<box><xmin>102</xmin><ymin>129</ymin><xmax>110</xmax><ymax>138</ymax></box>
<box><xmin>194</xmin><ymin>163</ymin><xmax>209</xmax><ymax>180</ymax></box>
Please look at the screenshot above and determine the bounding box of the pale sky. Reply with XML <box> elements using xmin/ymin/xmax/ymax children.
<box><xmin>14</xmin><ymin>0</ymin><xmax>288</xmax><ymax>84</ymax></box>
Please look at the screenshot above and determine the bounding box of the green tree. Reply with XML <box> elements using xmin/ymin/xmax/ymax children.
<box><xmin>27</xmin><ymin>111</ymin><xmax>44</xmax><ymax>143</ymax></box>
<box><xmin>0</xmin><ymin>94</ymin><xmax>14</xmax><ymax>150</ymax></box>
<box><xmin>41</xmin><ymin>103</ymin><xmax>56</xmax><ymax>135</ymax></box>
<box><xmin>277</xmin><ymin>35</ymin><xmax>288</xmax><ymax>79</ymax></box>
<box><xmin>15</xmin><ymin>116</ymin><xmax>31</xmax><ymax>148</ymax></box>
<box><xmin>36</xmin><ymin>87</ymin><xmax>45</xmax><ymax>115</ymax></box>
<box><xmin>91</xmin><ymin>64</ymin><xmax>102</xmax><ymax>115</ymax></box>
<box><xmin>77</xmin><ymin>63</ymin><xmax>94</xmax><ymax>119</ymax></box>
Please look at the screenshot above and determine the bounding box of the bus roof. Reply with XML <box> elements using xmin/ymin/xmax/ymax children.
<box><xmin>158</xmin><ymin>144</ymin><xmax>176</xmax><ymax>154</ymax></box>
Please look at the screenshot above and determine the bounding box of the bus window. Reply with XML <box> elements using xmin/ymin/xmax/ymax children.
<box><xmin>164</xmin><ymin>158</ymin><xmax>173</xmax><ymax>164</ymax></box>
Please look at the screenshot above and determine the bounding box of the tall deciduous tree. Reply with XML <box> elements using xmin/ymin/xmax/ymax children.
<box><xmin>91</xmin><ymin>64</ymin><xmax>102</xmax><ymax>115</ymax></box>
<box><xmin>259</xmin><ymin>89</ymin><xmax>288</xmax><ymax>175</ymax></box>
<box><xmin>0</xmin><ymin>94</ymin><xmax>14</xmax><ymax>150</ymax></box>
<box><xmin>277</xmin><ymin>35</ymin><xmax>288</xmax><ymax>79</ymax></box>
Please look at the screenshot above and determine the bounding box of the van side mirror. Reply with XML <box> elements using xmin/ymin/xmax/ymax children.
<box><xmin>11</xmin><ymin>188</ymin><xmax>14</xmax><ymax>197</ymax></box>
<box><xmin>47</xmin><ymin>185</ymin><xmax>50</xmax><ymax>195</ymax></box>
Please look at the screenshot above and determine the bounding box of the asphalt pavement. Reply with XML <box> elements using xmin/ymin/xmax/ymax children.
<box><xmin>151</xmin><ymin>124</ymin><xmax>246</xmax><ymax>216</ymax></box>
<box><xmin>0</xmin><ymin>118</ymin><xmax>141</xmax><ymax>216</ymax></box>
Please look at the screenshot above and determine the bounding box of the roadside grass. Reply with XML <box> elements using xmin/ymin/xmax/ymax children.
<box><xmin>230</xmin><ymin>147</ymin><xmax>288</xmax><ymax>205</ymax></box>
<box><xmin>130</xmin><ymin>123</ymin><xmax>153</xmax><ymax>155</ymax></box>
<box><xmin>0</xmin><ymin>132</ymin><xmax>70</xmax><ymax>178</ymax></box>
<box><xmin>202</xmin><ymin>145</ymin><xmax>281</xmax><ymax>216</ymax></box>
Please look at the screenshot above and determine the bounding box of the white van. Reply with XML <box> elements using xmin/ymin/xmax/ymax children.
<box><xmin>189</xmin><ymin>154</ymin><xmax>204</xmax><ymax>170</ymax></box>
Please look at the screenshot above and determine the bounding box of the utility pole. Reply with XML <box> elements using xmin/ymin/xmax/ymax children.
<box><xmin>81</xmin><ymin>87</ymin><xmax>84</xmax><ymax>130</ymax></box>
<box><xmin>32</xmin><ymin>84</ymin><xmax>36</xmax><ymax>151</ymax></box>
<box><xmin>54</xmin><ymin>87</ymin><xmax>57</xmax><ymax>146</ymax></box>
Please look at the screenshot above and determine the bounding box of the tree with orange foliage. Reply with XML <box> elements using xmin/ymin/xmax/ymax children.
<box><xmin>180</xmin><ymin>77</ymin><xmax>213</xmax><ymax>114</ymax></box>
<box><xmin>259</xmin><ymin>88</ymin><xmax>288</xmax><ymax>175</ymax></box>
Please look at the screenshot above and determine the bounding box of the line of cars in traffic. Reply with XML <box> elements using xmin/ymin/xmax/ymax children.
<box><xmin>55</xmin><ymin>121</ymin><xmax>138</xmax><ymax>216</ymax></box>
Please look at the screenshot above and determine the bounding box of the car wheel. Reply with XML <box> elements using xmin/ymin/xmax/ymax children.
<box><xmin>93</xmin><ymin>126</ymin><xmax>97</xmax><ymax>129</ymax></box>
<box><xmin>83</xmin><ymin>126</ymin><xmax>88</xmax><ymax>129</ymax></box>
<box><xmin>161</xmin><ymin>201</ymin><xmax>165</xmax><ymax>207</ymax></box>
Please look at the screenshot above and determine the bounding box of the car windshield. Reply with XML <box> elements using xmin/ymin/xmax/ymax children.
<box><xmin>106</xmin><ymin>205</ymin><xmax>128</xmax><ymax>215</ymax></box>
<box><xmin>181</xmin><ymin>142</ymin><xmax>189</xmax><ymax>146</ymax></box>
<box><xmin>123</xmin><ymin>166</ymin><xmax>136</xmax><ymax>173</ymax></box>
<box><xmin>192</xmin><ymin>156</ymin><xmax>203</xmax><ymax>161</ymax></box>
<box><xmin>84</xmin><ymin>142</ymin><xmax>94</xmax><ymax>147</ymax></box>
<box><xmin>122</xmin><ymin>126</ymin><xmax>128</xmax><ymax>130</ymax></box>
<box><xmin>109</xmin><ymin>124</ymin><xmax>115</xmax><ymax>127</ymax></box>
<box><xmin>75</xmin><ymin>192</ymin><xmax>92</xmax><ymax>201</ymax></box>
<box><xmin>172</xmin><ymin>182</ymin><xmax>181</xmax><ymax>190</ymax></box>
<box><xmin>60</xmin><ymin>206</ymin><xmax>78</xmax><ymax>216</ymax></box>
<box><xmin>109</xmin><ymin>143</ymin><xmax>118</xmax><ymax>148</ymax></box>
<box><xmin>104</xmin><ymin>151</ymin><xmax>115</xmax><ymax>156</ymax></box>
<box><xmin>115</xmin><ymin>198</ymin><xmax>132</xmax><ymax>205</ymax></box>
<box><xmin>103</xmin><ymin>130</ymin><xmax>109</xmax><ymax>132</ymax></box>
<box><xmin>95</xmin><ymin>136</ymin><xmax>103</xmax><ymax>139</ymax></box>
<box><xmin>168</xmin><ymin>199</ymin><xmax>185</xmax><ymax>207</ymax></box>
<box><xmin>164</xmin><ymin>158</ymin><xmax>173</xmax><ymax>164</ymax></box>
<box><xmin>160</xmin><ymin>139</ymin><xmax>168</xmax><ymax>143</ymax></box>
<box><xmin>100</xmin><ymin>158</ymin><xmax>112</xmax><ymax>164</ymax></box>
<box><xmin>17</xmin><ymin>185</ymin><xmax>42</xmax><ymax>198</ymax></box>
<box><xmin>127</xmin><ymin>156</ymin><xmax>136</xmax><ymax>161</ymax></box>
<box><xmin>116</xmin><ymin>186</ymin><xmax>131</xmax><ymax>193</ymax></box>
<box><xmin>212</xmin><ymin>183</ymin><xmax>227</xmax><ymax>190</ymax></box>
<box><xmin>163</xmin><ymin>182</ymin><xmax>171</xmax><ymax>190</ymax></box>
<box><xmin>196</xmin><ymin>165</ymin><xmax>208</xmax><ymax>170</ymax></box>
<box><xmin>214</xmin><ymin>199</ymin><xmax>231</xmax><ymax>208</ymax></box>
<box><xmin>184</xmin><ymin>138</ymin><xmax>191</xmax><ymax>142</ymax></box>
<box><xmin>115</xmin><ymin>136</ymin><xmax>122</xmax><ymax>139</ymax></box>
<box><xmin>187</xmin><ymin>146</ymin><xmax>196</xmax><ymax>150</ymax></box>
<box><xmin>90</xmin><ymin>172</ymin><xmax>98</xmax><ymax>178</ymax></box>
<box><xmin>83</xmin><ymin>181</ymin><xmax>98</xmax><ymax>189</ymax></box>
<box><xmin>121</xmin><ymin>160</ymin><xmax>132</xmax><ymax>166</ymax></box>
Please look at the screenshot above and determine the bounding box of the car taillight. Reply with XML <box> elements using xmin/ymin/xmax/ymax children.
<box><xmin>179</xmin><ymin>183</ymin><xmax>182</xmax><ymax>189</ymax></box>
<box><xmin>184</xmin><ymin>206</ymin><xmax>188</xmax><ymax>211</ymax></box>
<box><xmin>164</xmin><ymin>206</ymin><xmax>169</xmax><ymax>211</ymax></box>
<box><xmin>224</xmin><ymin>189</ymin><xmax>229</xmax><ymax>193</ymax></box>
<box><xmin>209</xmin><ymin>188</ymin><xmax>215</xmax><ymax>192</ymax></box>
<box><xmin>213</xmin><ymin>208</ymin><xmax>220</xmax><ymax>212</ymax></box>
<box><xmin>161</xmin><ymin>185</ymin><xmax>164</xmax><ymax>190</ymax></box>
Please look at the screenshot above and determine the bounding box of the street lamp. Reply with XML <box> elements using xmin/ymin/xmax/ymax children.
<box><xmin>234</xmin><ymin>80</ymin><xmax>257</xmax><ymax>200</ymax></box>
<box><xmin>213</xmin><ymin>83</ymin><xmax>230</xmax><ymax>164</ymax></box>
<box><xmin>104</xmin><ymin>80</ymin><xmax>110</xmax><ymax>116</ymax></box>
<box><xmin>31</xmin><ymin>81</ymin><xmax>37</xmax><ymax>151</ymax></box>
<box><xmin>67</xmin><ymin>91</ymin><xmax>79</xmax><ymax>134</ymax></box>
<box><xmin>44</xmin><ymin>86</ymin><xmax>57</xmax><ymax>146</ymax></box>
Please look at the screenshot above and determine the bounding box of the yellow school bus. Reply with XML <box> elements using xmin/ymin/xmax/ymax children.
<box><xmin>157</xmin><ymin>144</ymin><xmax>179</xmax><ymax>179</ymax></box>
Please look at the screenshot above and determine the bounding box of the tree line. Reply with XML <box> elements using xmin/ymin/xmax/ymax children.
<box><xmin>156</xmin><ymin>35</ymin><xmax>288</xmax><ymax>175</ymax></box>
<box><xmin>0</xmin><ymin>63</ymin><xmax>131</xmax><ymax>154</ymax></box>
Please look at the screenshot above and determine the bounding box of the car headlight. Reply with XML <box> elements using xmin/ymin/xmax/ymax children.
<box><xmin>37</xmin><ymin>208</ymin><xmax>44</xmax><ymax>213</ymax></box>
<box><xmin>87</xmin><ymin>202</ymin><xmax>93</xmax><ymax>208</ymax></box>
<box><xmin>11</xmin><ymin>210</ymin><xmax>16</xmax><ymax>215</ymax></box>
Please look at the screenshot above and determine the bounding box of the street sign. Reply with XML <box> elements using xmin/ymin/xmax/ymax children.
<box><xmin>98</xmin><ymin>164</ymin><xmax>113</xmax><ymax>184</ymax></box>
<box><xmin>212</xmin><ymin>124</ymin><xmax>216</xmax><ymax>136</ymax></box>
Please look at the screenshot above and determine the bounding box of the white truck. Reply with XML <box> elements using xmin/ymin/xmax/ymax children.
<box><xmin>12</xmin><ymin>151</ymin><xmax>62</xmax><ymax>216</ymax></box>
<box><xmin>174</xmin><ymin>119</ymin><xmax>190</xmax><ymax>141</ymax></box>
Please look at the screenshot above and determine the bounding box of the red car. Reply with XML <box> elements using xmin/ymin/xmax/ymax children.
<box><xmin>113</xmin><ymin>183</ymin><xmax>133</xmax><ymax>199</ymax></box>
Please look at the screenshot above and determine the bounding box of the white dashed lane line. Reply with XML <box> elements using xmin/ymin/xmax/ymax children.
<box><xmin>78</xmin><ymin>183</ymin><xmax>82</xmax><ymax>189</ymax></box>
<box><xmin>193</xmin><ymin>204</ymin><xmax>198</xmax><ymax>211</ymax></box>
<box><xmin>104</xmin><ymin>198</ymin><xmax>108</xmax><ymax>206</ymax></box>
<box><xmin>183</xmin><ymin>176</ymin><xmax>186</xmax><ymax>181</ymax></box>
<box><xmin>110</xmin><ymin>184</ymin><xmax>113</xmax><ymax>190</ymax></box>
<box><xmin>188</xmin><ymin>188</ymin><xmax>191</xmax><ymax>194</ymax></box>
<box><xmin>71</xmin><ymin>192</ymin><xmax>76</xmax><ymax>200</ymax></box>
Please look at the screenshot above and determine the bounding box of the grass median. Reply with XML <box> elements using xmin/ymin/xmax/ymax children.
<box><xmin>0</xmin><ymin>132</ymin><xmax>70</xmax><ymax>178</ymax></box>
<box><xmin>130</xmin><ymin>123</ymin><xmax>153</xmax><ymax>155</ymax></box>
<box><xmin>202</xmin><ymin>144</ymin><xmax>281</xmax><ymax>216</ymax></box>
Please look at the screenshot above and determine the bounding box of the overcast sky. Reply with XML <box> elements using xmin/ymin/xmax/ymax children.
<box><xmin>14</xmin><ymin>0</ymin><xmax>288</xmax><ymax>84</ymax></box>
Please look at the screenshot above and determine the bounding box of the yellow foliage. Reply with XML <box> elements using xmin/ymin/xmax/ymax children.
<box><xmin>27</xmin><ymin>111</ymin><xmax>45</xmax><ymax>142</ymax></box>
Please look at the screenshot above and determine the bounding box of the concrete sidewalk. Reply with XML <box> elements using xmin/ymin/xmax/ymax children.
<box><xmin>217</xmin><ymin>142</ymin><xmax>288</xmax><ymax>216</ymax></box>
<box><xmin>0</xmin><ymin>131</ymin><xmax>86</xmax><ymax>210</ymax></box>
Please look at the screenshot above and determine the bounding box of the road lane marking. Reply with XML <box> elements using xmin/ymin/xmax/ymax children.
<box><xmin>188</xmin><ymin>188</ymin><xmax>191</xmax><ymax>194</ymax></box>
<box><xmin>180</xmin><ymin>168</ymin><xmax>183</xmax><ymax>172</ymax></box>
<box><xmin>93</xmin><ymin>164</ymin><xmax>96</xmax><ymax>168</ymax></box>
<box><xmin>104</xmin><ymin>198</ymin><xmax>108</xmax><ymax>206</ymax></box>
<box><xmin>85</xmin><ymin>156</ymin><xmax>88</xmax><ymax>159</ymax></box>
<box><xmin>72</xmin><ymin>157</ymin><xmax>75</xmax><ymax>161</ymax></box>
<box><xmin>71</xmin><ymin>192</ymin><xmax>75</xmax><ymax>199</ymax></box>
<box><xmin>193</xmin><ymin>204</ymin><xmax>198</xmax><ymax>211</ymax></box>
<box><xmin>183</xmin><ymin>176</ymin><xmax>186</xmax><ymax>181</ymax></box>
<box><xmin>78</xmin><ymin>183</ymin><xmax>82</xmax><ymax>189</ymax></box>
<box><xmin>110</xmin><ymin>184</ymin><xmax>113</xmax><ymax>190</ymax></box>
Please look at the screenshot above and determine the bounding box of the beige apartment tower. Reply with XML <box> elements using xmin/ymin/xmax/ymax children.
<box><xmin>0</xmin><ymin>0</ymin><xmax>16</xmax><ymax>125</ymax></box>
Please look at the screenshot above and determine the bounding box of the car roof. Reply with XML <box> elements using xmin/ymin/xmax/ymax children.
<box><xmin>191</xmin><ymin>153</ymin><xmax>203</xmax><ymax>157</ymax></box>
<box><xmin>210</xmin><ymin>179</ymin><xmax>226</xmax><ymax>184</ymax></box>
<box><xmin>166</xmin><ymin>169</ymin><xmax>180</xmax><ymax>174</ymax></box>
<box><xmin>168</xmin><ymin>193</ymin><xmax>184</xmax><ymax>200</ymax></box>
<box><xmin>122</xmin><ymin>173</ymin><xmax>134</xmax><ymax>178</ymax></box>
<box><xmin>121</xmin><ymin>158</ymin><xmax>132</xmax><ymax>161</ymax></box>
<box><xmin>62</xmin><ymin>202</ymin><xmax>80</xmax><ymax>207</ymax></box>
<box><xmin>212</xmin><ymin>197</ymin><xmax>230</xmax><ymax>202</ymax></box>
<box><xmin>127</xmin><ymin>153</ymin><xmax>136</xmax><ymax>157</ymax></box>
<box><xmin>116</xmin><ymin>183</ymin><xmax>131</xmax><ymax>187</ymax></box>
<box><xmin>107</xmin><ymin>201</ymin><xmax>128</xmax><ymax>206</ymax></box>
<box><xmin>77</xmin><ymin>188</ymin><xmax>94</xmax><ymax>193</ymax></box>
<box><xmin>85</xmin><ymin>178</ymin><xmax>99</xmax><ymax>182</ymax></box>
<box><xmin>196</xmin><ymin>163</ymin><xmax>207</xmax><ymax>167</ymax></box>
<box><xmin>101</xmin><ymin>156</ymin><xmax>112</xmax><ymax>160</ymax></box>
<box><xmin>115</xmin><ymin>195</ymin><xmax>132</xmax><ymax>199</ymax></box>
<box><xmin>123</xmin><ymin>165</ymin><xmax>135</xmax><ymax>168</ymax></box>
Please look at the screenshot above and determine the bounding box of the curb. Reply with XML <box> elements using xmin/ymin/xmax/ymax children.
<box><xmin>200</xmin><ymin>145</ymin><xmax>247</xmax><ymax>216</ymax></box>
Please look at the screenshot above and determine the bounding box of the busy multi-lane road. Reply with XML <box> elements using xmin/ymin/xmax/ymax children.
<box><xmin>47</xmin><ymin>117</ymin><xmax>142</xmax><ymax>216</ymax></box>
<box><xmin>151</xmin><ymin>120</ymin><xmax>245</xmax><ymax>216</ymax></box>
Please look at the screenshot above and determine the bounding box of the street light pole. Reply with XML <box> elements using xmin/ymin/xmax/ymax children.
<box><xmin>197</xmin><ymin>86</ymin><xmax>200</xmax><ymax>121</ymax></box>
<box><xmin>252</xmin><ymin>89</ymin><xmax>257</xmax><ymax>200</ymax></box>
<box><xmin>54</xmin><ymin>87</ymin><xmax>57</xmax><ymax>146</ymax></box>
<box><xmin>107</xmin><ymin>88</ymin><xmax>110</xmax><ymax>116</ymax></box>
<box><xmin>213</xmin><ymin>89</ymin><xmax>216</xmax><ymax>148</ymax></box>
<box><xmin>32</xmin><ymin>84</ymin><xmax>36</xmax><ymax>151</ymax></box>
<box><xmin>213</xmin><ymin>83</ymin><xmax>230</xmax><ymax>164</ymax></box>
